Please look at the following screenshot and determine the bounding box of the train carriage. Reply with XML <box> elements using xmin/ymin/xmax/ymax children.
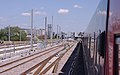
<box><xmin>84</xmin><ymin>0</ymin><xmax>120</xmax><ymax>75</ymax></box>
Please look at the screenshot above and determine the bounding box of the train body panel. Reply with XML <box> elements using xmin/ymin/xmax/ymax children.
<box><xmin>84</xmin><ymin>0</ymin><xmax>120</xmax><ymax>75</ymax></box>
<box><xmin>107</xmin><ymin>0</ymin><xmax>120</xmax><ymax>75</ymax></box>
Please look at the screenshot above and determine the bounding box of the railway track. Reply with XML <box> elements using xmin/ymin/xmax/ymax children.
<box><xmin>0</xmin><ymin>44</ymin><xmax>28</xmax><ymax>49</ymax></box>
<box><xmin>21</xmin><ymin>43</ymin><xmax>75</xmax><ymax>75</ymax></box>
<box><xmin>0</xmin><ymin>42</ymin><xmax>70</xmax><ymax>75</ymax></box>
<box><xmin>0</xmin><ymin>44</ymin><xmax>37</xmax><ymax>54</ymax></box>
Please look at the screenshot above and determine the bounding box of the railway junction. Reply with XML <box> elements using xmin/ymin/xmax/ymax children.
<box><xmin>0</xmin><ymin>40</ymin><xmax>87</xmax><ymax>75</ymax></box>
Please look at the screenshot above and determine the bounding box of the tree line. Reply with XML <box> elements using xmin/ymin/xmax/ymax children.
<box><xmin>0</xmin><ymin>26</ymin><xmax>27</xmax><ymax>41</ymax></box>
<box><xmin>0</xmin><ymin>26</ymin><xmax>65</xmax><ymax>42</ymax></box>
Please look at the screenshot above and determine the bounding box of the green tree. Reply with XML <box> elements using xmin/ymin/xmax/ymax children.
<box><xmin>0</xmin><ymin>29</ymin><xmax>8</xmax><ymax>41</ymax></box>
<box><xmin>0</xmin><ymin>26</ymin><xmax>27</xmax><ymax>41</ymax></box>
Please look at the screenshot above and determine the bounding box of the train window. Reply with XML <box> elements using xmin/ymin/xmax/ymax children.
<box><xmin>114</xmin><ymin>35</ymin><xmax>120</xmax><ymax>75</ymax></box>
<box><xmin>98</xmin><ymin>31</ymin><xmax>105</xmax><ymax>58</ymax></box>
<box><xmin>116</xmin><ymin>37</ymin><xmax>120</xmax><ymax>44</ymax></box>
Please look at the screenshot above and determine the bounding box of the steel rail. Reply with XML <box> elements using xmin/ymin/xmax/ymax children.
<box><xmin>0</xmin><ymin>44</ymin><xmax>63</xmax><ymax>73</ymax></box>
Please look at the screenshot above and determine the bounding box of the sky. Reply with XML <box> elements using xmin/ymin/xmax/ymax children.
<box><xmin>0</xmin><ymin>0</ymin><xmax>100</xmax><ymax>32</ymax></box>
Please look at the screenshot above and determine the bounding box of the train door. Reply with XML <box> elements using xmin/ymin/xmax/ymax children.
<box><xmin>114</xmin><ymin>35</ymin><xmax>120</xmax><ymax>75</ymax></box>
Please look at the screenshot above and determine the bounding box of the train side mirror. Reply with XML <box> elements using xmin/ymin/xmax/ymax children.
<box><xmin>98</xmin><ymin>31</ymin><xmax>105</xmax><ymax>58</ymax></box>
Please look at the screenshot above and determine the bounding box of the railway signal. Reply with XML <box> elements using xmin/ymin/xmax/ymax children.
<box><xmin>0</xmin><ymin>40</ymin><xmax>4</xmax><ymax>44</ymax></box>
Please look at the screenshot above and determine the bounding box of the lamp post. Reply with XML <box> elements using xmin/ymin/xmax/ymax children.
<box><xmin>20</xmin><ymin>30</ymin><xmax>21</xmax><ymax>45</ymax></box>
<box><xmin>57</xmin><ymin>25</ymin><xmax>58</xmax><ymax>40</ymax></box>
<box><xmin>9</xmin><ymin>25</ymin><xmax>11</xmax><ymax>44</ymax></box>
<box><xmin>8</xmin><ymin>25</ymin><xmax>12</xmax><ymax>57</ymax></box>
<box><xmin>51</xmin><ymin>16</ymin><xmax>53</xmax><ymax>45</ymax></box>
<box><xmin>58</xmin><ymin>26</ymin><xmax>61</xmax><ymax>43</ymax></box>
<box><xmin>30</xmin><ymin>9</ymin><xmax>33</xmax><ymax>53</ymax></box>
<box><xmin>44</xmin><ymin>17</ymin><xmax>47</xmax><ymax>48</ymax></box>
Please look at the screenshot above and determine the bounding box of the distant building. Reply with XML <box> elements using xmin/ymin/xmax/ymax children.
<box><xmin>35</xmin><ymin>29</ymin><xmax>45</xmax><ymax>36</ymax></box>
<box><xmin>61</xmin><ymin>32</ymin><xmax>66</xmax><ymax>39</ymax></box>
<box><xmin>74</xmin><ymin>32</ymin><xmax>84</xmax><ymax>40</ymax></box>
<box><xmin>22</xmin><ymin>28</ymin><xmax>45</xmax><ymax>40</ymax></box>
<box><xmin>66</xmin><ymin>32</ymin><xmax>75</xmax><ymax>39</ymax></box>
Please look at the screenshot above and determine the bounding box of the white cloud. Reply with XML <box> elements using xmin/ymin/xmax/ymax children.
<box><xmin>22</xmin><ymin>11</ymin><xmax>47</xmax><ymax>16</ymax></box>
<box><xmin>74</xmin><ymin>4</ymin><xmax>83</xmax><ymax>8</ymax></box>
<box><xmin>98</xmin><ymin>10</ymin><xmax>112</xmax><ymax>16</ymax></box>
<box><xmin>34</xmin><ymin>11</ymin><xmax>47</xmax><ymax>16</ymax></box>
<box><xmin>98</xmin><ymin>10</ymin><xmax>106</xmax><ymax>15</ymax></box>
<box><xmin>21</xmin><ymin>12</ymin><xmax>31</xmax><ymax>16</ymax></box>
<box><xmin>58</xmin><ymin>8</ymin><xmax>69</xmax><ymax>14</ymax></box>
